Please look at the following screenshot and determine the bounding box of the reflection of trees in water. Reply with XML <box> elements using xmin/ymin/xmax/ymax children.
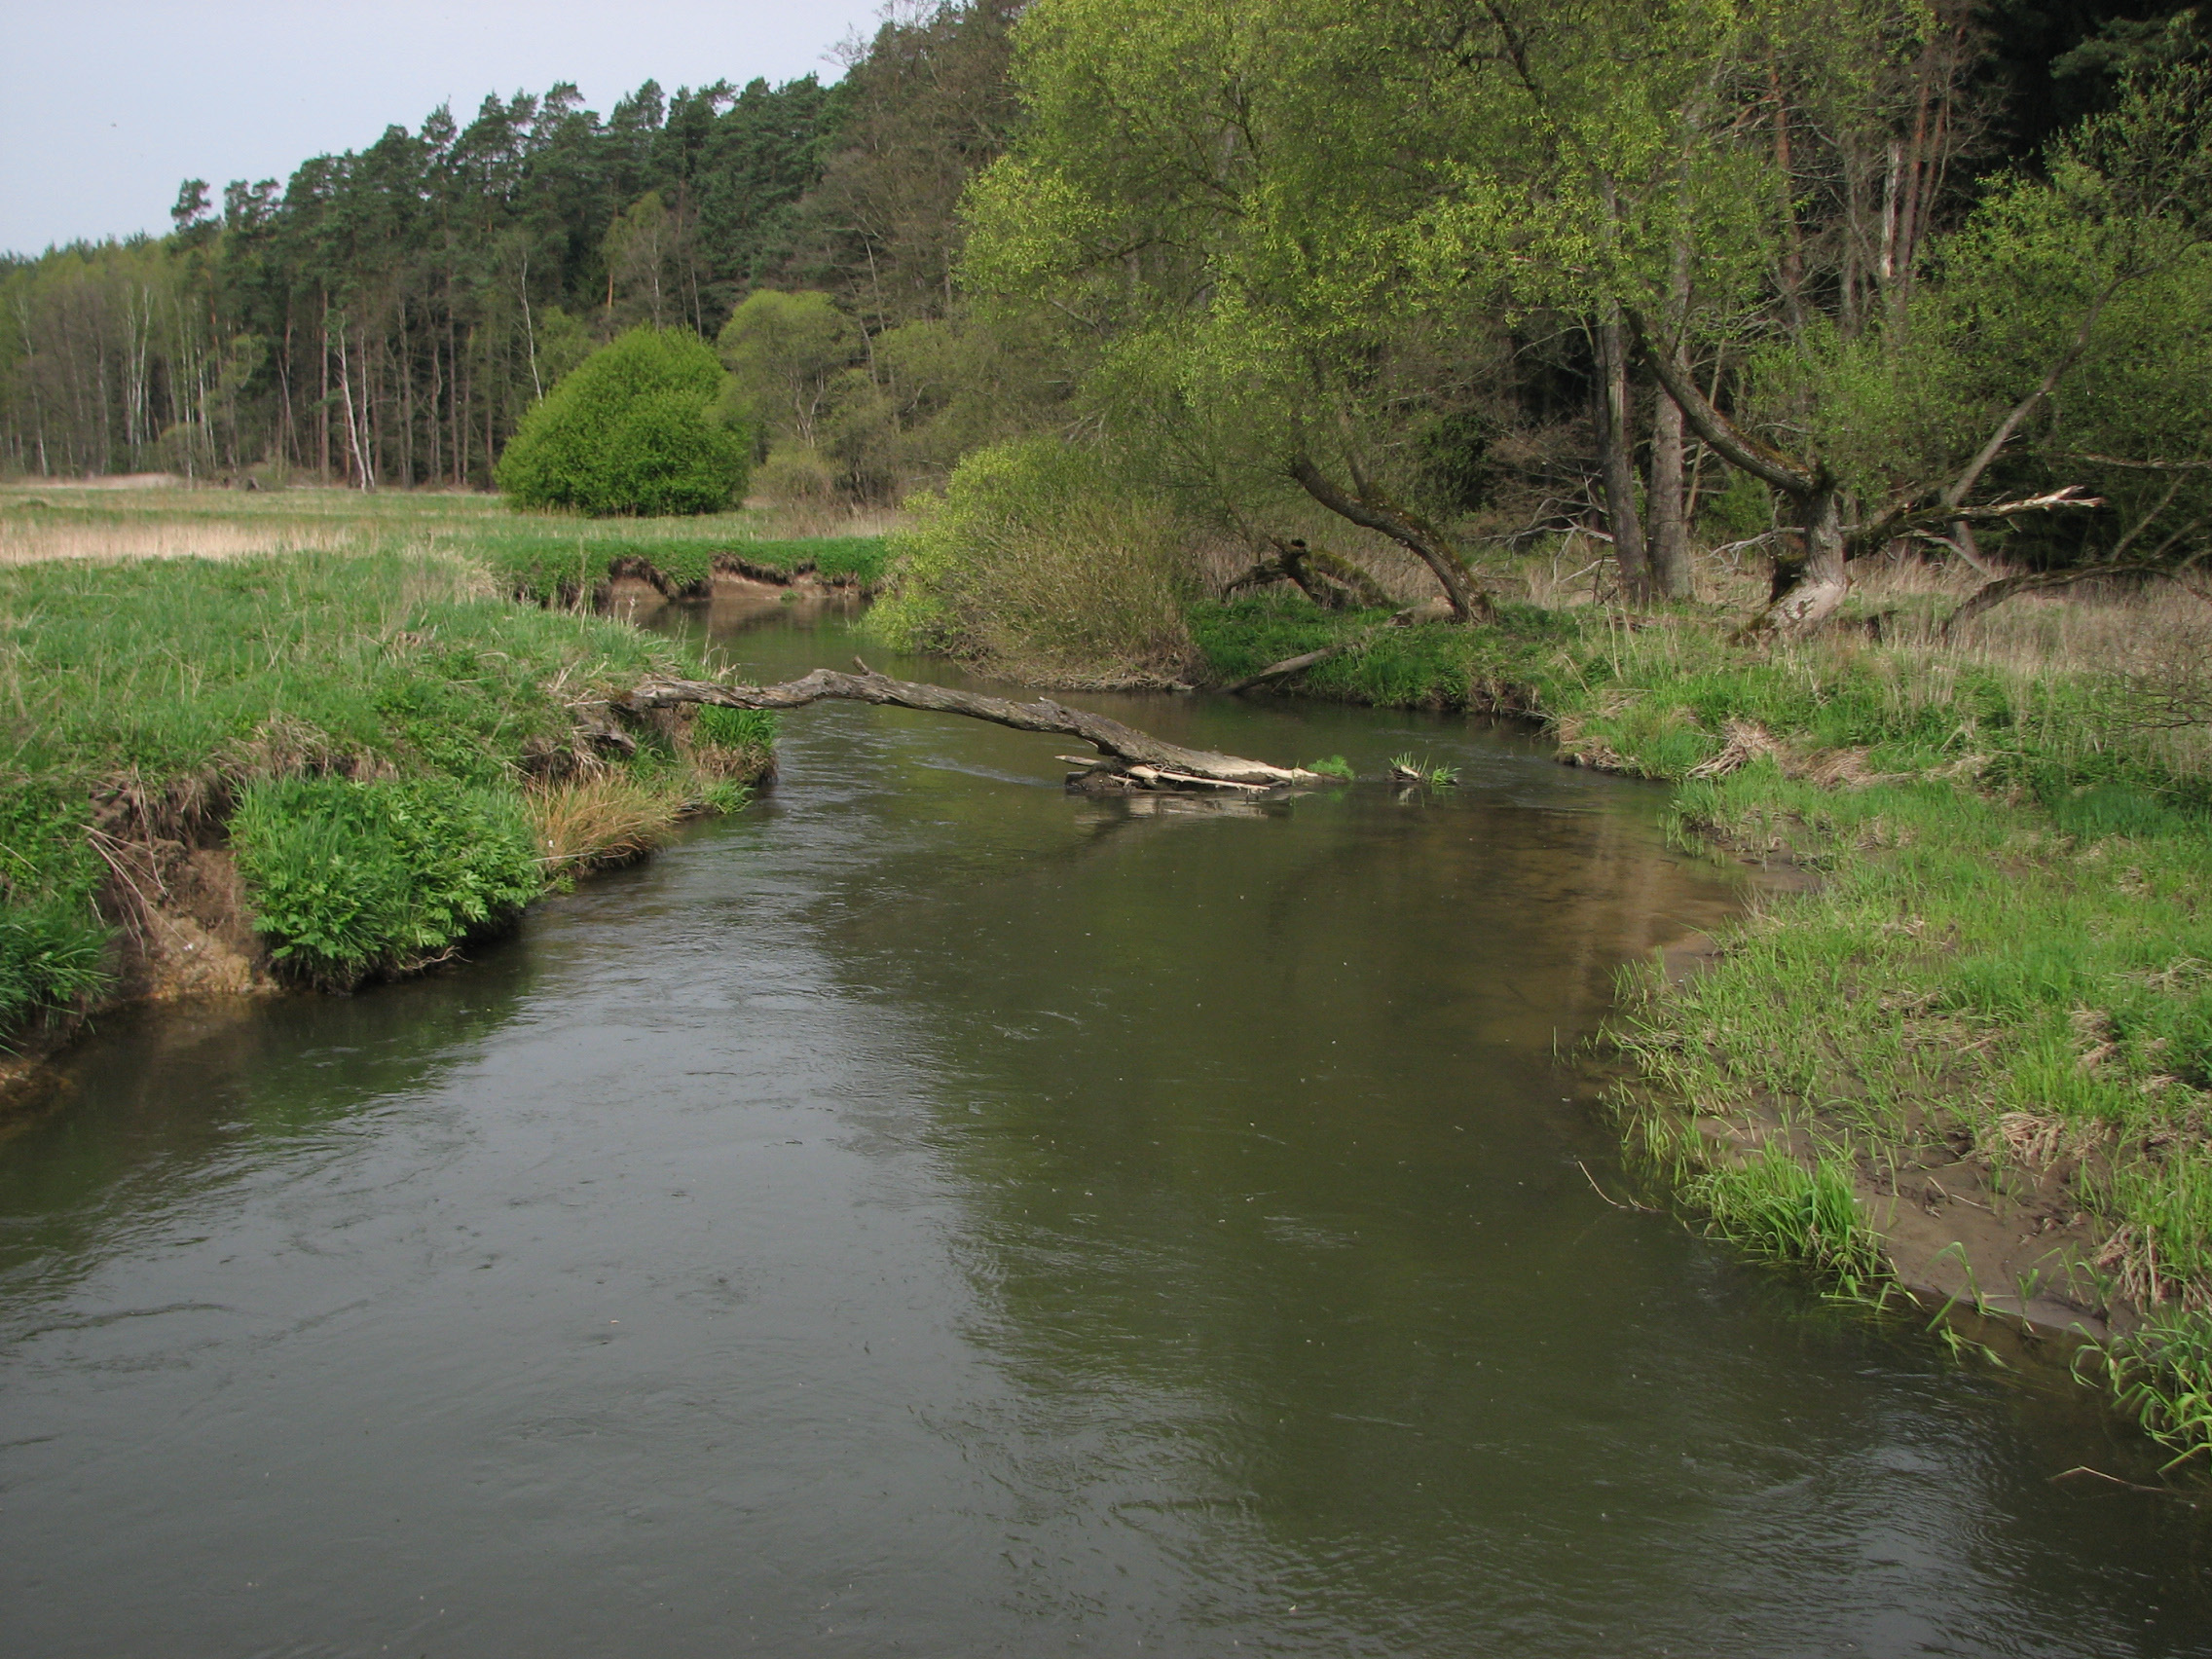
<box><xmin>0</xmin><ymin>960</ymin><xmax>534</xmax><ymax>1289</ymax></box>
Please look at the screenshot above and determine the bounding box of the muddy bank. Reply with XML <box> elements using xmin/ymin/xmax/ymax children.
<box><xmin>571</xmin><ymin>552</ymin><xmax>875</xmax><ymax>620</ymax></box>
<box><xmin>1630</xmin><ymin>850</ymin><xmax>2153</xmax><ymax>1360</ymax></box>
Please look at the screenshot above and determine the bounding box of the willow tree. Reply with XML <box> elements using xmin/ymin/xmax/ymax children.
<box><xmin>961</xmin><ymin>0</ymin><xmax>1514</xmax><ymax>621</ymax></box>
<box><xmin>970</xmin><ymin>0</ymin><xmax>2202</xmax><ymax>635</ymax></box>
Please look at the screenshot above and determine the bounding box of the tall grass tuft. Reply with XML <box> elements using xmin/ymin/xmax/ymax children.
<box><xmin>528</xmin><ymin>776</ymin><xmax>690</xmax><ymax>875</ymax></box>
<box><xmin>1688</xmin><ymin>1145</ymin><xmax>1891</xmax><ymax>1299</ymax></box>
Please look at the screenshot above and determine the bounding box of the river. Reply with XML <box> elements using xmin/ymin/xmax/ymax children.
<box><xmin>2</xmin><ymin>599</ymin><xmax>2206</xmax><ymax>1657</ymax></box>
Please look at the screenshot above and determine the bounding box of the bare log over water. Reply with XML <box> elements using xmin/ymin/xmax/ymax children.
<box><xmin>626</xmin><ymin>660</ymin><xmax>1320</xmax><ymax>792</ymax></box>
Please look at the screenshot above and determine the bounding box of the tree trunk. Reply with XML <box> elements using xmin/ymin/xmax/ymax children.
<box><xmin>1595</xmin><ymin>307</ymin><xmax>1651</xmax><ymax>600</ymax></box>
<box><xmin>1648</xmin><ymin>384</ymin><xmax>1693</xmax><ymax>600</ymax></box>
<box><xmin>626</xmin><ymin>661</ymin><xmax>1321</xmax><ymax>792</ymax></box>
<box><xmin>1754</xmin><ymin>483</ymin><xmax>1851</xmax><ymax>637</ymax></box>
<box><xmin>1287</xmin><ymin>455</ymin><xmax>1493</xmax><ymax>623</ymax></box>
<box><xmin>1225</xmin><ymin>538</ymin><xmax>1392</xmax><ymax>610</ymax></box>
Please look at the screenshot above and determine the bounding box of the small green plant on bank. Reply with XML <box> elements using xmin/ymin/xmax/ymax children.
<box><xmin>232</xmin><ymin>777</ymin><xmax>541</xmax><ymax>986</ymax></box>
<box><xmin>0</xmin><ymin>786</ymin><xmax>109</xmax><ymax>1038</ymax></box>
<box><xmin>2097</xmin><ymin>1312</ymin><xmax>2212</xmax><ymax>1469</ymax></box>
<box><xmin>695</xmin><ymin>704</ymin><xmax>779</xmax><ymax>757</ymax></box>
<box><xmin>1687</xmin><ymin>1145</ymin><xmax>1891</xmax><ymax>1298</ymax></box>
<box><xmin>1308</xmin><ymin>755</ymin><xmax>1356</xmax><ymax>781</ymax></box>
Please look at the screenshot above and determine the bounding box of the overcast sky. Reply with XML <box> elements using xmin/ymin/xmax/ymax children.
<box><xmin>0</xmin><ymin>0</ymin><xmax>890</xmax><ymax>257</ymax></box>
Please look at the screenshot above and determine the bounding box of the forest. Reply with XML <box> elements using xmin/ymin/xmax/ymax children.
<box><xmin>3</xmin><ymin>0</ymin><xmax>2204</xmax><ymax>645</ymax></box>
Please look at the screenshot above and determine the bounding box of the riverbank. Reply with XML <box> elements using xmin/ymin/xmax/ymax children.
<box><xmin>0</xmin><ymin>502</ymin><xmax>801</xmax><ymax>1096</ymax></box>
<box><xmin>1193</xmin><ymin>572</ymin><xmax>2212</xmax><ymax>1465</ymax></box>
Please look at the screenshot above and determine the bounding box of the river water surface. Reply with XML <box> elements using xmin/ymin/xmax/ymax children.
<box><xmin>3</xmin><ymin>604</ymin><xmax>2208</xmax><ymax>1657</ymax></box>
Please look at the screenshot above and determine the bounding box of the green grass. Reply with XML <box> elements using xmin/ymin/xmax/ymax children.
<box><xmin>0</xmin><ymin>541</ymin><xmax>763</xmax><ymax>1029</ymax></box>
<box><xmin>0</xmin><ymin>485</ymin><xmax>885</xmax><ymax>1029</ymax></box>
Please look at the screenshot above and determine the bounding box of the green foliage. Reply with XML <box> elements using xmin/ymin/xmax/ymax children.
<box><xmin>693</xmin><ymin>777</ymin><xmax>756</xmax><ymax>817</ymax></box>
<box><xmin>232</xmin><ymin>777</ymin><xmax>541</xmax><ymax>987</ymax></box>
<box><xmin>869</xmin><ymin>438</ymin><xmax>1193</xmax><ymax>679</ymax></box>
<box><xmin>1307</xmin><ymin>755</ymin><xmax>1356</xmax><ymax>781</ymax></box>
<box><xmin>2107</xmin><ymin>1309</ymin><xmax>2212</xmax><ymax>1467</ymax></box>
<box><xmin>1687</xmin><ymin>1147</ymin><xmax>1890</xmax><ymax>1299</ymax></box>
<box><xmin>498</xmin><ymin>327</ymin><xmax>753</xmax><ymax>517</ymax></box>
<box><xmin>0</xmin><ymin>786</ymin><xmax>112</xmax><ymax>1031</ymax></box>
<box><xmin>716</xmin><ymin>289</ymin><xmax>860</xmax><ymax>450</ymax></box>
<box><xmin>0</xmin><ymin>900</ymin><xmax>111</xmax><ymax>1038</ymax></box>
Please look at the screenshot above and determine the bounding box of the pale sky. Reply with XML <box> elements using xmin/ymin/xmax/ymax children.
<box><xmin>0</xmin><ymin>0</ymin><xmax>891</xmax><ymax>257</ymax></box>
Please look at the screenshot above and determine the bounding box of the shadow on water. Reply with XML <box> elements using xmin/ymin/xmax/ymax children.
<box><xmin>0</xmin><ymin>600</ymin><xmax>2207</xmax><ymax>1657</ymax></box>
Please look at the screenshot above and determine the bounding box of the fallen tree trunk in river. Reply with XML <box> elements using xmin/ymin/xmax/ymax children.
<box><xmin>626</xmin><ymin>660</ymin><xmax>1321</xmax><ymax>793</ymax></box>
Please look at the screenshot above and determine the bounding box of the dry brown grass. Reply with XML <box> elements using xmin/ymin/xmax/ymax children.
<box><xmin>744</xmin><ymin>499</ymin><xmax>907</xmax><ymax>540</ymax></box>
<box><xmin>527</xmin><ymin>776</ymin><xmax>686</xmax><ymax>875</ymax></box>
<box><xmin>0</xmin><ymin>515</ymin><xmax>356</xmax><ymax>566</ymax></box>
<box><xmin>1852</xmin><ymin>562</ymin><xmax>2212</xmax><ymax>778</ymax></box>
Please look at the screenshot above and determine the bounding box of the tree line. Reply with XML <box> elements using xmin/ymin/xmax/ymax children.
<box><xmin>940</xmin><ymin>0</ymin><xmax>2208</xmax><ymax>637</ymax></box>
<box><xmin>0</xmin><ymin>2</ymin><xmax>1019</xmax><ymax>488</ymax></box>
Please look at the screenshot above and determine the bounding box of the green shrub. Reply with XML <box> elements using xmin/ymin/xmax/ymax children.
<box><xmin>498</xmin><ymin>327</ymin><xmax>753</xmax><ymax>517</ymax></box>
<box><xmin>868</xmin><ymin>439</ymin><xmax>1192</xmax><ymax>679</ymax></box>
<box><xmin>233</xmin><ymin>776</ymin><xmax>540</xmax><ymax>987</ymax></box>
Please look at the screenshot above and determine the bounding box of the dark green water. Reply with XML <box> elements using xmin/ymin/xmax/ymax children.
<box><xmin>2</xmin><ymin>601</ymin><xmax>2207</xmax><ymax>1657</ymax></box>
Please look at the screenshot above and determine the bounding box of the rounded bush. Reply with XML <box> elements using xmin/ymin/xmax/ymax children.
<box><xmin>498</xmin><ymin>327</ymin><xmax>752</xmax><ymax>516</ymax></box>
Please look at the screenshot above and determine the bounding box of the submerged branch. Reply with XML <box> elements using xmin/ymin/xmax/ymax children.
<box><xmin>626</xmin><ymin>659</ymin><xmax>1321</xmax><ymax>791</ymax></box>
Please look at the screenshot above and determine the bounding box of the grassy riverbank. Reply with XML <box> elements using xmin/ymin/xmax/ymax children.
<box><xmin>1195</xmin><ymin>571</ymin><xmax>2212</xmax><ymax>1464</ymax></box>
<box><xmin>0</xmin><ymin>484</ymin><xmax>820</xmax><ymax>1056</ymax></box>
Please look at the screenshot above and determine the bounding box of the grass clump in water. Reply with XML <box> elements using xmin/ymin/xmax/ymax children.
<box><xmin>1687</xmin><ymin>1144</ymin><xmax>1891</xmax><ymax>1300</ymax></box>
